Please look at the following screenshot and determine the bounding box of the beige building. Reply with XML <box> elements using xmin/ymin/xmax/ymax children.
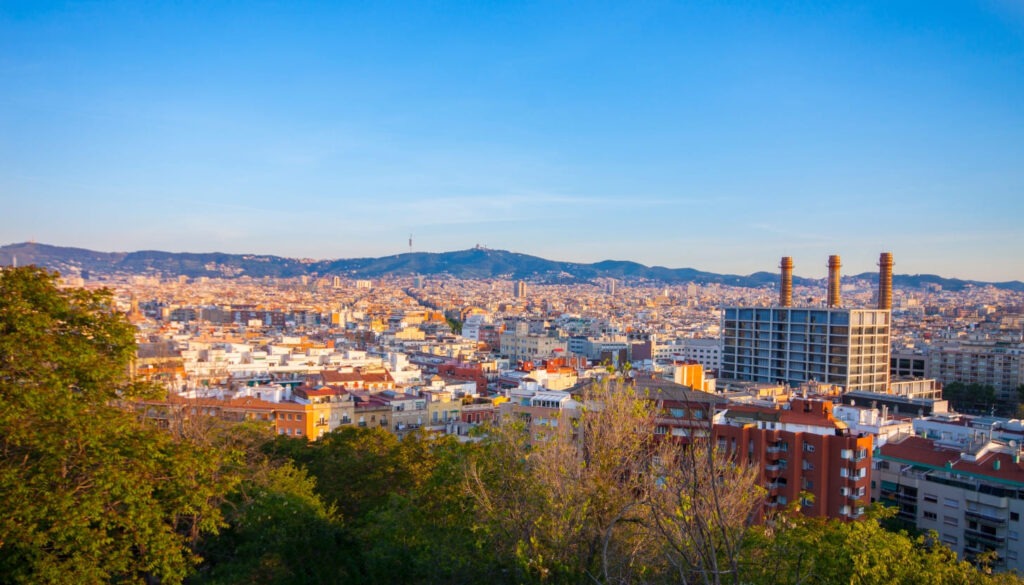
<box><xmin>424</xmin><ymin>390</ymin><xmax>463</xmax><ymax>428</ymax></box>
<box><xmin>500</xmin><ymin>327</ymin><xmax>568</xmax><ymax>363</ymax></box>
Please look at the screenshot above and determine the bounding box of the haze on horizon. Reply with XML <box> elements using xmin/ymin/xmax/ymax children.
<box><xmin>2</xmin><ymin>2</ymin><xmax>1023</xmax><ymax>281</ymax></box>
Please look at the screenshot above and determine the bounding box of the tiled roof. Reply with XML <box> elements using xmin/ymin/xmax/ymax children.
<box><xmin>880</xmin><ymin>436</ymin><xmax>1024</xmax><ymax>484</ymax></box>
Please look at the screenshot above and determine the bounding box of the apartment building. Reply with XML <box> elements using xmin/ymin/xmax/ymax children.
<box><xmin>499</xmin><ymin>329</ymin><xmax>568</xmax><ymax>363</ymax></box>
<box><xmin>656</xmin><ymin>338</ymin><xmax>723</xmax><ymax>372</ymax></box>
<box><xmin>714</xmin><ymin>397</ymin><xmax>873</xmax><ymax>520</ymax></box>
<box><xmin>721</xmin><ymin>307</ymin><xmax>891</xmax><ymax>394</ymax></box>
<box><xmin>137</xmin><ymin>395</ymin><xmax>314</xmax><ymax>439</ymax></box>
<box><xmin>873</xmin><ymin>435</ymin><xmax>1024</xmax><ymax>572</ymax></box>
<box><xmin>499</xmin><ymin>386</ymin><xmax>580</xmax><ymax>446</ymax></box>
<box><xmin>293</xmin><ymin>385</ymin><xmax>355</xmax><ymax>438</ymax></box>
<box><xmin>925</xmin><ymin>341</ymin><xmax>1024</xmax><ymax>403</ymax></box>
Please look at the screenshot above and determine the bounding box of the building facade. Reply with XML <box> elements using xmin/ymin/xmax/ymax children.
<box><xmin>721</xmin><ymin>307</ymin><xmax>891</xmax><ymax>393</ymax></box>
<box><xmin>873</xmin><ymin>435</ymin><xmax>1024</xmax><ymax>572</ymax></box>
<box><xmin>714</xmin><ymin>398</ymin><xmax>873</xmax><ymax>520</ymax></box>
<box><xmin>925</xmin><ymin>341</ymin><xmax>1024</xmax><ymax>403</ymax></box>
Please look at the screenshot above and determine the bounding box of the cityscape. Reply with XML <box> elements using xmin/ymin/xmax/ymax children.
<box><xmin>4</xmin><ymin>242</ymin><xmax>1024</xmax><ymax>580</ymax></box>
<box><xmin>3</xmin><ymin>1</ymin><xmax>1024</xmax><ymax>584</ymax></box>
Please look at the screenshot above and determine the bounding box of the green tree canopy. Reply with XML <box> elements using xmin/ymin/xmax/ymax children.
<box><xmin>942</xmin><ymin>382</ymin><xmax>998</xmax><ymax>414</ymax></box>
<box><xmin>0</xmin><ymin>267</ymin><xmax>234</xmax><ymax>584</ymax></box>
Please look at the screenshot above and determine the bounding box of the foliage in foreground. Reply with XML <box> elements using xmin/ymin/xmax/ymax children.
<box><xmin>0</xmin><ymin>267</ymin><xmax>236</xmax><ymax>584</ymax></box>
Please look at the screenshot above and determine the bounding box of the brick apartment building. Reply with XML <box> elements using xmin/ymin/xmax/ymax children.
<box><xmin>714</xmin><ymin>397</ymin><xmax>873</xmax><ymax>519</ymax></box>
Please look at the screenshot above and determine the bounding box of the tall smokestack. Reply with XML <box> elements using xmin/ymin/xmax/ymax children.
<box><xmin>827</xmin><ymin>255</ymin><xmax>842</xmax><ymax>308</ymax></box>
<box><xmin>878</xmin><ymin>252</ymin><xmax>893</xmax><ymax>310</ymax></box>
<box><xmin>780</xmin><ymin>256</ymin><xmax>794</xmax><ymax>307</ymax></box>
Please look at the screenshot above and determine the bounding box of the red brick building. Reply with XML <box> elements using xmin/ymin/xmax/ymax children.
<box><xmin>714</xmin><ymin>398</ymin><xmax>872</xmax><ymax>520</ymax></box>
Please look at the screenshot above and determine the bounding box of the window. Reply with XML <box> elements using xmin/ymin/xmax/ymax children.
<box><xmin>1012</xmin><ymin>512</ymin><xmax>1020</xmax><ymax>522</ymax></box>
<box><xmin>941</xmin><ymin>534</ymin><xmax>957</xmax><ymax>547</ymax></box>
<box><xmin>923</xmin><ymin>511</ymin><xmax>937</xmax><ymax>521</ymax></box>
<box><xmin>944</xmin><ymin>498</ymin><xmax>959</xmax><ymax>509</ymax></box>
<box><xmin>923</xmin><ymin>493</ymin><xmax>938</xmax><ymax>504</ymax></box>
<box><xmin>803</xmin><ymin>442</ymin><xmax>815</xmax><ymax>453</ymax></box>
<box><xmin>943</xmin><ymin>516</ymin><xmax>958</xmax><ymax>527</ymax></box>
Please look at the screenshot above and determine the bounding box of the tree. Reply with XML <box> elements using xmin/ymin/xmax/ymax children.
<box><xmin>464</xmin><ymin>380</ymin><xmax>763</xmax><ymax>584</ymax></box>
<box><xmin>0</xmin><ymin>267</ymin><xmax>233</xmax><ymax>584</ymax></box>
<box><xmin>942</xmin><ymin>382</ymin><xmax>997</xmax><ymax>414</ymax></box>
<box><xmin>358</xmin><ymin>436</ymin><xmax>503</xmax><ymax>584</ymax></box>
<box><xmin>265</xmin><ymin>426</ymin><xmax>433</xmax><ymax>524</ymax></box>
<box><xmin>645</xmin><ymin>438</ymin><xmax>763</xmax><ymax>585</ymax></box>
<box><xmin>739</xmin><ymin>505</ymin><xmax>1021</xmax><ymax>585</ymax></box>
<box><xmin>446</xmin><ymin>317</ymin><xmax>463</xmax><ymax>335</ymax></box>
<box><xmin>191</xmin><ymin>458</ymin><xmax>354</xmax><ymax>584</ymax></box>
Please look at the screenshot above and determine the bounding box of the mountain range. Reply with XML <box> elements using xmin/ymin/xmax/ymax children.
<box><xmin>2</xmin><ymin>242</ymin><xmax>1022</xmax><ymax>292</ymax></box>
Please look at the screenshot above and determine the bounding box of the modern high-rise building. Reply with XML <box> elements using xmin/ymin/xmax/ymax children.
<box><xmin>720</xmin><ymin>254</ymin><xmax>894</xmax><ymax>394</ymax></box>
<box><xmin>721</xmin><ymin>306</ymin><xmax>891</xmax><ymax>393</ymax></box>
<box><xmin>513</xmin><ymin>280</ymin><xmax>527</xmax><ymax>298</ymax></box>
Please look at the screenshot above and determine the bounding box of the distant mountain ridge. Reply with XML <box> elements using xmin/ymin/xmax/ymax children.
<box><xmin>2</xmin><ymin>242</ymin><xmax>1022</xmax><ymax>291</ymax></box>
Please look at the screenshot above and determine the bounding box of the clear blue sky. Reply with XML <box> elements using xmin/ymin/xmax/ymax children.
<box><xmin>2</xmin><ymin>1</ymin><xmax>1023</xmax><ymax>281</ymax></box>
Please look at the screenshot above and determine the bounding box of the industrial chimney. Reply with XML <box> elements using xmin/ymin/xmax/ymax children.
<box><xmin>827</xmin><ymin>255</ymin><xmax>842</xmax><ymax>308</ymax></box>
<box><xmin>878</xmin><ymin>252</ymin><xmax>894</xmax><ymax>310</ymax></box>
<box><xmin>779</xmin><ymin>256</ymin><xmax>794</xmax><ymax>307</ymax></box>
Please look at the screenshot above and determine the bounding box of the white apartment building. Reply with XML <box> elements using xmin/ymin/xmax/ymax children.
<box><xmin>874</xmin><ymin>435</ymin><xmax>1024</xmax><ymax>573</ymax></box>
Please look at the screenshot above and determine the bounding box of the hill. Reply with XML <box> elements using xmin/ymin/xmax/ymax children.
<box><xmin>2</xmin><ymin>242</ymin><xmax>1022</xmax><ymax>291</ymax></box>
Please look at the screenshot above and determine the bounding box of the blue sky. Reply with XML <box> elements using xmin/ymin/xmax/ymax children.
<box><xmin>2</xmin><ymin>1</ymin><xmax>1023</xmax><ymax>281</ymax></box>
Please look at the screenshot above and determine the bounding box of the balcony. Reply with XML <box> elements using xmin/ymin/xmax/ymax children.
<box><xmin>964</xmin><ymin>529</ymin><xmax>1004</xmax><ymax>546</ymax></box>
<box><xmin>965</xmin><ymin>510</ymin><xmax>1007</xmax><ymax>525</ymax></box>
<box><xmin>895</xmin><ymin>491</ymin><xmax>916</xmax><ymax>503</ymax></box>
